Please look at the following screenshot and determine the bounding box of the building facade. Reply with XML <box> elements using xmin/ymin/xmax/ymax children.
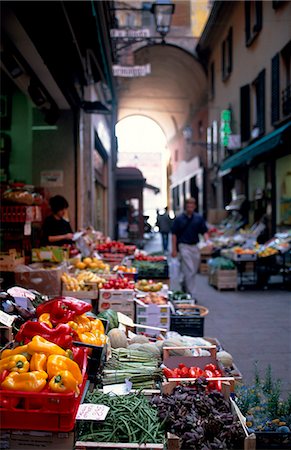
<box><xmin>1</xmin><ymin>1</ymin><xmax>117</xmax><ymax>236</ymax></box>
<box><xmin>197</xmin><ymin>0</ymin><xmax>291</xmax><ymax>231</ymax></box>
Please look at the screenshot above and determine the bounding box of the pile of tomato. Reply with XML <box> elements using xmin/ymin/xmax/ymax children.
<box><xmin>96</xmin><ymin>241</ymin><xmax>136</xmax><ymax>254</ymax></box>
<box><xmin>163</xmin><ymin>363</ymin><xmax>223</xmax><ymax>391</ymax></box>
<box><xmin>102</xmin><ymin>278</ymin><xmax>135</xmax><ymax>290</ymax></box>
<box><xmin>134</xmin><ymin>254</ymin><xmax>166</xmax><ymax>262</ymax></box>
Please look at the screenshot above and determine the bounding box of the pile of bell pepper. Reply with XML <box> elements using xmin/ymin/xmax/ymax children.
<box><xmin>0</xmin><ymin>335</ymin><xmax>83</xmax><ymax>395</ymax></box>
<box><xmin>15</xmin><ymin>297</ymin><xmax>107</xmax><ymax>348</ymax></box>
<box><xmin>163</xmin><ymin>363</ymin><xmax>223</xmax><ymax>391</ymax></box>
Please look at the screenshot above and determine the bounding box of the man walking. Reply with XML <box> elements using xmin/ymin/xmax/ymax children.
<box><xmin>171</xmin><ymin>198</ymin><xmax>208</xmax><ymax>299</ymax></box>
<box><xmin>156</xmin><ymin>207</ymin><xmax>173</xmax><ymax>253</ymax></box>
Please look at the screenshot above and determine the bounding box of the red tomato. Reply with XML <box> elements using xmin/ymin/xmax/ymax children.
<box><xmin>163</xmin><ymin>367</ymin><xmax>174</xmax><ymax>379</ymax></box>
<box><xmin>178</xmin><ymin>363</ymin><xmax>186</xmax><ymax>369</ymax></box>
<box><xmin>180</xmin><ymin>366</ymin><xmax>190</xmax><ymax>377</ymax></box>
<box><xmin>189</xmin><ymin>367</ymin><xmax>199</xmax><ymax>378</ymax></box>
<box><xmin>204</xmin><ymin>363</ymin><xmax>217</xmax><ymax>372</ymax></box>
<box><xmin>204</xmin><ymin>369</ymin><xmax>214</xmax><ymax>378</ymax></box>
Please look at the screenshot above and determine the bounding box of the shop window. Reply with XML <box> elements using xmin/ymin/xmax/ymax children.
<box><xmin>272</xmin><ymin>1</ymin><xmax>286</xmax><ymax>9</ymax></box>
<box><xmin>240</xmin><ymin>84</ymin><xmax>251</xmax><ymax>142</ymax></box>
<box><xmin>251</xmin><ymin>70</ymin><xmax>265</xmax><ymax>137</ymax></box>
<box><xmin>281</xmin><ymin>41</ymin><xmax>291</xmax><ymax>117</ymax></box>
<box><xmin>222</xmin><ymin>27</ymin><xmax>233</xmax><ymax>81</ymax></box>
<box><xmin>245</xmin><ymin>0</ymin><xmax>263</xmax><ymax>47</ymax></box>
<box><xmin>271</xmin><ymin>53</ymin><xmax>280</xmax><ymax>124</ymax></box>
<box><xmin>209</xmin><ymin>62</ymin><xmax>215</xmax><ymax>100</ymax></box>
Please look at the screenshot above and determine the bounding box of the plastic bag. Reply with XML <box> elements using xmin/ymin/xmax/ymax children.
<box><xmin>169</xmin><ymin>257</ymin><xmax>182</xmax><ymax>291</ymax></box>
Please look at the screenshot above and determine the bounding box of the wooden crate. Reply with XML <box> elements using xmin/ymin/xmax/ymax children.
<box><xmin>209</xmin><ymin>269</ymin><xmax>238</xmax><ymax>291</ymax></box>
<box><xmin>75</xmin><ymin>442</ymin><xmax>164</xmax><ymax>449</ymax></box>
<box><xmin>167</xmin><ymin>399</ymin><xmax>256</xmax><ymax>450</ymax></box>
<box><xmin>0</xmin><ymin>249</ymin><xmax>25</xmax><ymax>271</ymax></box>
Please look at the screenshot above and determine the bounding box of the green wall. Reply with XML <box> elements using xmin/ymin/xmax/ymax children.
<box><xmin>8</xmin><ymin>91</ymin><xmax>33</xmax><ymax>184</ymax></box>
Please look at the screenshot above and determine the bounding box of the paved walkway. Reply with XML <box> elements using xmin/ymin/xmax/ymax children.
<box><xmin>144</xmin><ymin>233</ymin><xmax>291</xmax><ymax>397</ymax></box>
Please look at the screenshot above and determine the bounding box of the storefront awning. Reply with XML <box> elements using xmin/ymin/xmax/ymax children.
<box><xmin>219</xmin><ymin>122</ymin><xmax>291</xmax><ymax>174</ymax></box>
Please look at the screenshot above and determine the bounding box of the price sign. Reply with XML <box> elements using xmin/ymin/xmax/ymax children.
<box><xmin>76</xmin><ymin>404</ymin><xmax>110</xmax><ymax>421</ymax></box>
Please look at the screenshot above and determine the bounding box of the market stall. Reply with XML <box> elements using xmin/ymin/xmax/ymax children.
<box><xmin>0</xmin><ymin>228</ymin><xmax>290</xmax><ymax>449</ymax></box>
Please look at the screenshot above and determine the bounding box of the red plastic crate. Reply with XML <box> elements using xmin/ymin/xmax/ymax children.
<box><xmin>0</xmin><ymin>349</ymin><xmax>88</xmax><ymax>432</ymax></box>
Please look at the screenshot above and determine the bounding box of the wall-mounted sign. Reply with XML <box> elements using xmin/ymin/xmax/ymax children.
<box><xmin>113</xmin><ymin>64</ymin><xmax>151</xmax><ymax>77</ymax></box>
<box><xmin>40</xmin><ymin>170</ymin><xmax>63</xmax><ymax>187</ymax></box>
<box><xmin>228</xmin><ymin>134</ymin><xmax>241</xmax><ymax>149</ymax></box>
<box><xmin>220</xmin><ymin>110</ymin><xmax>232</xmax><ymax>147</ymax></box>
<box><xmin>110</xmin><ymin>28</ymin><xmax>150</xmax><ymax>38</ymax></box>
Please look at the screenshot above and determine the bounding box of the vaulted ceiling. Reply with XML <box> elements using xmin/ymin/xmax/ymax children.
<box><xmin>117</xmin><ymin>43</ymin><xmax>207</xmax><ymax>141</ymax></box>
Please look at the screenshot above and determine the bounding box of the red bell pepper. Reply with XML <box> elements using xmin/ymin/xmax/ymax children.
<box><xmin>36</xmin><ymin>297</ymin><xmax>92</xmax><ymax>325</ymax></box>
<box><xmin>15</xmin><ymin>322</ymin><xmax>78</xmax><ymax>349</ymax></box>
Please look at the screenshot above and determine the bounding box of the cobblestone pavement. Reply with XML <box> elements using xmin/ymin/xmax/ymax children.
<box><xmin>144</xmin><ymin>232</ymin><xmax>291</xmax><ymax>398</ymax></box>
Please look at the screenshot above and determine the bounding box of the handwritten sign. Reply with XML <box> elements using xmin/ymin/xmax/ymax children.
<box><xmin>76</xmin><ymin>404</ymin><xmax>110</xmax><ymax>421</ymax></box>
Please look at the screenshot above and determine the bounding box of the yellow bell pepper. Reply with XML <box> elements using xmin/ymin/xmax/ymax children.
<box><xmin>67</xmin><ymin>321</ymin><xmax>79</xmax><ymax>332</ymax></box>
<box><xmin>49</xmin><ymin>370</ymin><xmax>80</xmax><ymax>394</ymax></box>
<box><xmin>30</xmin><ymin>353</ymin><xmax>47</xmax><ymax>372</ymax></box>
<box><xmin>74</xmin><ymin>314</ymin><xmax>91</xmax><ymax>332</ymax></box>
<box><xmin>1</xmin><ymin>344</ymin><xmax>29</xmax><ymax>360</ymax></box>
<box><xmin>77</xmin><ymin>331</ymin><xmax>103</xmax><ymax>346</ymax></box>
<box><xmin>1</xmin><ymin>371</ymin><xmax>47</xmax><ymax>392</ymax></box>
<box><xmin>27</xmin><ymin>335</ymin><xmax>67</xmax><ymax>356</ymax></box>
<box><xmin>47</xmin><ymin>355</ymin><xmax>82</xmax><ymax>384</ymax></box>
<box><xmin>0</xmin><ymin>355</ymin><xmax>29</xmax><ymax>375</ymax></box>
<box><xmin>90</xmin><ymin>318</ymin><xmax>105</xmax><ymax>334</ymax></box>
<box><xmin>38</xmin><ymin>313</ymin><xmax>53</xmax><ymax>328</ymax></box>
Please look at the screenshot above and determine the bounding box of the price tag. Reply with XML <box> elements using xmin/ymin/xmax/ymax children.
<box><xmin>103</xmin><ymin>382</ymin><xmax>132</xmax><ymax>396</ymax></box>
<box><xmin>8</xmin><ymin>287</ymin><xmax>35</xmax><ymax>300</ymax></box>
<box><xmin>24</xmin><ymin>222</ymin><xmax>32</xmax><ymax>236</ymax></box>
<box><xmin>76</xmin><ymin>404</ymin><xmax>110</xmax><ymax>421</ymax></box>
<box><xmin>0</xmin><ymin>310</ymin><xmax>16</xmax><ymax>327</ymax></box>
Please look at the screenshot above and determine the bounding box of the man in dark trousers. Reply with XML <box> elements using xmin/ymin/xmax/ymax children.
<box><xmin>156</xmin><ymin>207</ymin><xmax>173</xmax><ymax>253</ymax></box>
<box><xmin>171</xmin><ymin>198</ymin><xmax>208</xmax><ymax>298</ymax></box>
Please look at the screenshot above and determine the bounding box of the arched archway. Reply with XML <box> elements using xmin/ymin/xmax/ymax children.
<box><xmin>116</xmin><ymin>115</ymin><xmax>169</xmax><ymax>228</ymax></box>
<box><xmin>117</xmin><ymin>44</ymin><xmax>207</xmax><ymax>141</ymax></box>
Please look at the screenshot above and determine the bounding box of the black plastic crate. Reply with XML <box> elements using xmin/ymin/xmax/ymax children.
<box><xmin>170</xmin><ymin>314</ymin><xmax>204</xmax><ymax>337</ymax></box>
<box><xmin>255</xmin><ymin>431</ymin><xmax>291</xmax><ymax>449</ymax></box>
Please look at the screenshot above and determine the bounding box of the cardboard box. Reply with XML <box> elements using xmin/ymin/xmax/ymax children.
<box><xmin>0</xmin><ymin>249</ymin><xmax>25</xmax><ymax>271</ymax></box>
<box><xmin>99</xmin><ymin>290</ymin><xmax>135</xmax><ymax>321</ymax></box>
<box><xmin>135</xmin><ymin>301</ymin><xmax>171</xmax><ymax>335</ymax></box>
<box><xmin>32</xmin><ymin>247</ymin><xmax>69</xmax><ymax>263</ymax></box>
<box><xmin>14</xmin><ymin>263</ymin><xmax>65</xmax><ymax>296</ymax></box>
<box><xmin>99</xmin><ymin>288</ymin><xmax>135</xmax><ymax>303</ymax></box>
<box><xmin>0</xmin><ymin>430</ymin><xmax>74</xmax><ymax>450</ymax></box>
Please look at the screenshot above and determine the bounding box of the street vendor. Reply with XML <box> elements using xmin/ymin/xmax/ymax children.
<box><xmin>41</xmin><ymin>195</ymin><xmax>74</xmax><ymax>246</ymax></box>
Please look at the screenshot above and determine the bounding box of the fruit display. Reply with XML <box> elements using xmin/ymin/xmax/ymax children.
<box><xmin>102</xmin><ymin>278</ymin><xmax>135</xmax><ymax>290</ymax></box>
<box><xmin>96</xmin><ymin>241</ymin><xmax>136</xmax><ymax>254</ymax></box>
<box><xmin>257</xmin><ymin>247</ymin><xmax>278</xmax><ymax>257</ymax></box>
<box><xmin>135</xmin><ymin>279</ymin><xmax>163</xmax><ymax>292</ymax></box>
<box><xmin>139</xmin><ymin>292</ymin><xmax>168</xmax><ymax>305</ymax></box>
<box><xmin>61</xmin><ymin>271</ymin><xmax>106</xmax><ymax>291</ymax></box>
<box><xmin>112</xmin><ymin>264</ymin><xmax>137</xmax><ymax>274</ymax></box>
<box><xmin>134</xmin><ymin>253</ymin><xmax>166</xmax><ymax>262</ymax></box>
<box><xmin>74</xmin><ymin>257</ymin><xmax>110</xmax><ymax>273</ymax></box>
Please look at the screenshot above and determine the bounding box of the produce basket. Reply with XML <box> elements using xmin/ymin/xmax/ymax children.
<box><xmin>170</xmin><ymin>304</ymin><xmax>208</xmax><ymax>337</ymax></box>
<box><xmin>0</xmin><ymin>348</ymin><xmax>88</xmax><ymax>432</ymax></box>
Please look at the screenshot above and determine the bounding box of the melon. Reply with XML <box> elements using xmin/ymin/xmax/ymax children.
<box><xmin>108</xmin><ymin>328</ymin><xmax>128</xmax><ymax>349</ymax></box>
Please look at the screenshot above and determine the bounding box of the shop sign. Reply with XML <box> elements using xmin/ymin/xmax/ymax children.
<box><xmin>113</xmin><ymin>64</ymin><xmax>151</xmax><ymax>77</ymax></box>
<box><xmin>110</xmin><ymin>28</ymin><xmax>150</xmax><ymax>38</ymax></box>
<box><xmin>220</xmin><ymin>109</ymin><xmax>232</xmax><ymax>147</ymax></box>
<box><xmin>228</xmin><ymin>134</ymin><xmax>241</xmax><ymax>149</ymax></box>
<box><xmin>40</xmin><ymin>170</ymin><xmax>63</xmax><ymax>187</ymax></box>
